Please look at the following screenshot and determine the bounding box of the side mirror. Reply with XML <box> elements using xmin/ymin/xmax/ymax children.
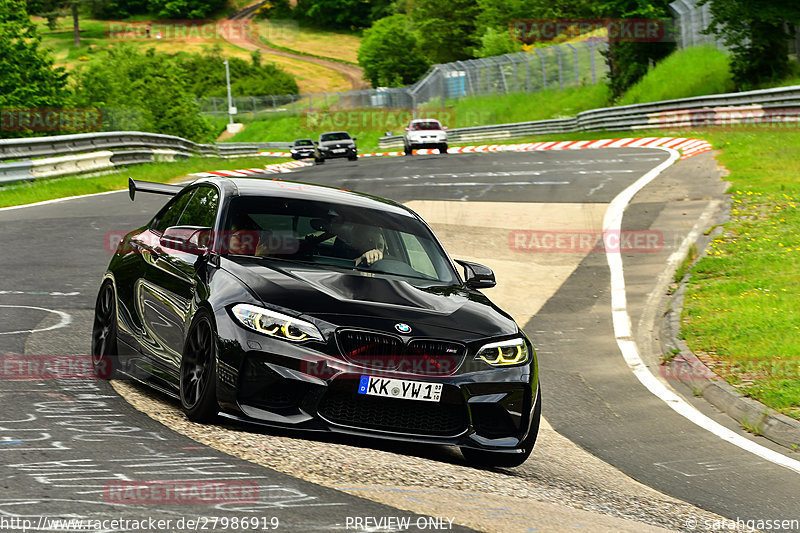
<box><xmin>352</xmin><ymin>137</ymin><xmax>357</xmax><ymax>141</ymax></box>
<box><xmin>443</xmin><ymin>126</ymin><xmax>449</xmax><ymax>130</ymax></box>
<box><xmin>404</xmin><ymin>127</ymin><xmax>410</xmax><ymax>131</ymax></box>
<box><xmin>455</xmin><ymin>259</ymin><xmax>496</xmax><ymax>289</ymax></box>
<box><xmin>160</xmin><ymin>226</ymin><xmax>212</xmax><ymax>255</ymax></box>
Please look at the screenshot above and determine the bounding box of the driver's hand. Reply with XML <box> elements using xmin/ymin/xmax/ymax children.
<box><xmin>355</xmin><ymin>248</ymin><xmax>383</xmax><ymax>266</ymax></box>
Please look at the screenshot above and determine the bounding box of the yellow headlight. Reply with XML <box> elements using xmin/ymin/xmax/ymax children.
<box><xmin>476</xmin><ymin>338</ymin><xmax>529</xmax><ymax>366</ymax></box>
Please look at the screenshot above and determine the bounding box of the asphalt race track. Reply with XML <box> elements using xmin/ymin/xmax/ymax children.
<box><xmin>1</xmin><ymin>149</ymin><xmax>799</xmax><ymax>532</ymax></box>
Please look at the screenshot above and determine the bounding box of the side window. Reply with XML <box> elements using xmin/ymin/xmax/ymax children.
<box><xmin>400</xmin><ymin>233</ymin><xmax>437</xmax><ymax>278</ymax></box>
<box><xmin>152</xmin><ymin>190</ymin><xmax>194</xmax><ymax>234</ymax></box>
<box><xmin>178</xmin><ymin>186</ymin><xmax>219</xmax><ymax>228</ymax></box>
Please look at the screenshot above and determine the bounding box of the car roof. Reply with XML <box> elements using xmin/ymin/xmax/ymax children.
<box><xmin>293</xmin><ymin>138</ymin><xmax>314</xmax><ymax>142</ymax></box>
<box><xmin>410</xmin><ymin>119</ymin><xmax>441</xmax><ymax>124</ymax></box>
<box><xmin>319</xmin><ymin>131</ymin><xmax>350</xmax><ymax>136</ymax></box>
<box><xmin>191</xmin><ymin>177</ymin><xmax>416</xmax><ymax>218</ymax></box>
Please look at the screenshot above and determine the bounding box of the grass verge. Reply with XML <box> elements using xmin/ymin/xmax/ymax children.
<box><xmin>0</xmin><ymin>156</ymin><xmax>286</xmax><ymax>208</ymax></box>
<box><xmin>679</xmin><ymin>129</ymin><xmax>800</xmax><ymax>420</ymax></box>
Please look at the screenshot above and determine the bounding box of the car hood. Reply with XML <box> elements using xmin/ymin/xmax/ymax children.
<box><xmin>222</xmin><ymin>258</ymin><xmax>517</xmax><ymax>339</ymax></box>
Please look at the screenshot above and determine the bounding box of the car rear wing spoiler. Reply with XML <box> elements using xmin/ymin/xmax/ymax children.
<box><xmin>128</xmin><ymin>178</ymin><xmax>183</xmax><ymax>201</ymax></box>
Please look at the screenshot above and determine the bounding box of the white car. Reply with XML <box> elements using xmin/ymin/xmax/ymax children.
<box><xmin>403</xmin><ymin>119</ymin><xmax>448</xmax><ymax>155</ymax></box>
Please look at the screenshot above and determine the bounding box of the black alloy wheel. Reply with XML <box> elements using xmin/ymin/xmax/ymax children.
<box><xmin>180</xmin><ymin>311</ymin><xmax>219</xmax><ymax>422</ymax></box>
<box><xmin>91</xmin><ymin>281</ymin><xmax>120</xmax><ymax>378</ymax></box>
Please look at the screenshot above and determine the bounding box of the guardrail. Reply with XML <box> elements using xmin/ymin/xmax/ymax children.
<box><xmin>0</xmin><ymin>132</ymin><xmax>292</xmax><ymax>184</ymax></box>
<box><xmin>379</xmin><ymin>85</ymin><xmax>800</xmax><ymax>148</ymax></box>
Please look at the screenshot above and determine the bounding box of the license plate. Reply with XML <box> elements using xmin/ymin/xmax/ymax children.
<box><xmin>358</xmin><ymin>375</ymin><xmax>442</xmax><ymax>402</ymax></box>
<box><xmin>333</xmin><ymin>148</ymin><xmax>346</xmax><ymax>153</ymax></box>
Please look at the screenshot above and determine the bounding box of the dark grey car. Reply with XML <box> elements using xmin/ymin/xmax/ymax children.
<box><xmin>316</xmin><ymin>131</ymin><xmax>358</xmax><ymax>162</ymax></box>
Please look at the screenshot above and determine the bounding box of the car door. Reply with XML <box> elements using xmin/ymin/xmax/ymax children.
<box><xmin>140</xmin><ymin>185</ymin><xmax>220</xmax><ymax>374</ymax></box>
<box><xmin>116</xmin><ymin>188</ymin><xmax>194</xmax><ymax>357</ymax></box>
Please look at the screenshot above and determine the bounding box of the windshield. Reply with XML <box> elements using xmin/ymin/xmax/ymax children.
<box><xmin>294</xmin><ymin>139</ymin><xmax>313</xmax><ymax>146</ymax></box>
<box><xmin>320</xmin><ymin>132</ymin><xmax>351</xmax><ymax>142</ymax></box>
<box><xmin>411</xmin><ymin>121</ymin><xmax>442</xmax><ymax>131</ymax></box>
<box><xmin>222</xmin><ymin>195</ymin><xmax>458</xmax><ymax>285</ymax></box>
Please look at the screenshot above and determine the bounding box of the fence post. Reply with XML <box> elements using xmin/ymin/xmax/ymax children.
<box><xmin>270</xmin><ymin>94</ymin><xmax>276</xmax><ymax>110</ymax></box>
<box><xmin>589</xmin><ymin>42</ymin><xmax>597</xmax><ymax>85</ymax></box>
<box><xmin>566</xmin><ymin>43</ymin><xmax>579</xmax><ymax>86</ymax></box>
<box><xmin>535</xmin><ymin>49</ymin><xmax>546</xmax><ymax>90</ymax></box>
<box><xmin>556</xmin><ymin>46</ymin><xmax>564</xmax><ymax>89</ymax></box>
<box><xmin>525</xmin><ymin>53</ymin><xmax>531</xmax><ymax>92</ymax></box>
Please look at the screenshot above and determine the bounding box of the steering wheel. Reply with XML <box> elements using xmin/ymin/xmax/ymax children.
<box><xmin>364</xmin><ymin>258</ymin><xmax>420</xmax><ymax>276</ymax></box>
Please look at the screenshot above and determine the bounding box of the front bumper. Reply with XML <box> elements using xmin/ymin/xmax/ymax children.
<box><xmin>214</xmin><ymin>317</ymin><xmax>538</xmax><ymax>452</ymax></box>
<box><xmin>291</xmin><ymin>149</ymin><xmax>316</xmax><ymax>159</ymax></box>
<box><xmin>406</xmin><ymin>136</ymin><xmax>447</xmax><ymax>149</ymax></box>
<box><xmin>318</xmin><ymin>147</ymin><xmax>357</xmax><ymax>159</ymax></box>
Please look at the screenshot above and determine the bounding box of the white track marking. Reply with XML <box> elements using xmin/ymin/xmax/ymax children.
<box><xmin>0</xmin><ymin>305</ymin><xmax>72</xmax><ymax>336</ymax></box>
<box><xmin>0</xmin><ymin>190</ymin><xmax>126</xmax><ymax>212</ymax></box>
<box><xmin>604</xmin><ymin>148</ymin><xmax>800</xmax><ymax>475</ymax></box>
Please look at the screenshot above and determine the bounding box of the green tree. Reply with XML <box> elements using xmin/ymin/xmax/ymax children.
<box><xmin>293</xmin><ymin>0</ymin><xmax>391</xmax><ymax>30</ymax></box>
<box><xmin>180</xmin><ymin>48</ymin><xmax>299</xmax><ymax>97</ymax></box>
<box><xmin>357</xmin><ymin>14</ymin><xmax>430</xmax><ymax>87</ymax></box>
<box><xmin>73</xmin><ymin>46</ymin><xmax>214</xmax><ymax>141</ymax></box>
<box><xmin>595</xmin><ymin>0</ymin><xmax>675</xmax><ymax>99</ymax></box>
<box><xmin>1</xmin><ymin>0</ymin><xmax>71</xmax><ymax>134</ymax></box>
<box><xmin>701</xmin><ymin>0</ymin><xmax>800</xmax><ymax>89</ymax></box>
<box><xmin>409</xmin><ymin>0</ymin><xmax>480</xmax><ymax>63</ymax></box>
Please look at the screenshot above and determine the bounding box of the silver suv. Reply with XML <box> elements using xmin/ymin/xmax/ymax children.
<box><xmin>403</xmin><ymin>119</ymin><xmax>448</xmax><ymax>155</ymax></box>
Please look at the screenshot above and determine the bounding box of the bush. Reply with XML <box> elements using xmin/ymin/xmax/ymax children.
<box><xmin>73</xmin><ymin>46</ymin><xmax>214</xmax><ymax>141</ymax></box>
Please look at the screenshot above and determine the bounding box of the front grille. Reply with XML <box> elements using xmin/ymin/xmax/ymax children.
<box><xmin>318</xmin><ymin>386</ymin><xmax>468</xmax><ymax>437</ymax></box>
<box><xmin>337</xmin><ymin>330</ymin><xmax>466</xmax><ymax>376</ymax></box>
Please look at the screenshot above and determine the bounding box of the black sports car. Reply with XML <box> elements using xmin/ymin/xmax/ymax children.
<box><xmin>92</xmin><ymin>177</ymin><xmax>540</xmax><ymax>467</ymax></box>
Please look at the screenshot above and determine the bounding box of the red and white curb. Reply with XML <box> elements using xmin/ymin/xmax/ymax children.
<box><xmin>191</xmin><ymin>159</ymin><xmax>311</xmax><ymax>178</ymax></box>
<box><xmin>366</xmin><ymin>137</ymin><xmax>712</xmax><ymax>160</ymax></box>
<box><xmin>196</xmin><ymin>137</ymin><xmax>712</xmax><ymax>178</ymax></box>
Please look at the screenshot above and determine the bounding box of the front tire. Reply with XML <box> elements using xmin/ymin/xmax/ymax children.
<box><xmin>461</xmin><ymin>384</ymin><xmax>541</xmax><ymax>468</ymax></box>
<box><xmin>404</xmin><ymin>145</ymin><xmax>413</xmax><ymax>156</ymax></box>
<box><xmin>439</xmin><ymin>144</ymin><xmax>448</xmax><ymax>154</ymax></box>
<box><xmin>180</xmin><ymin>311</ymin><xmax>219</xmax><ymax>422</ymax></box>
<box><xmin>91</xmin><ymin>280</ymin><xmax>120</xmax><ymax>379</ymax></box>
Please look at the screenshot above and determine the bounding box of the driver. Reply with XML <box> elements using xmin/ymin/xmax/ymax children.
<box><xmin>353</xmin><ymin>228</ymin><xmax>386</xmax><ymax>266</ymax></box>
<box><xmin>336</xmin><ymin>225</ymin><xmax>387</xmax><ymax>266</ymax></box>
